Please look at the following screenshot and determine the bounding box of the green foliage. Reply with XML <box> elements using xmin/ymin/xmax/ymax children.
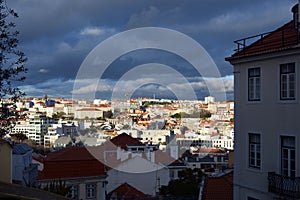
<box><xmin>43</xmin><ymin>179</ymin><xmax>71</xmax><ymax>196</ymax></box>
<box><xmin>230</xmin><ymin>118</ymin><xmax>234</xmax><ymax>122</ymax></box>
<box><xmin>170</xmin><ymin>111</ymin><xmax>210</xmax><ymax>119</ymax></box>
<box><xmin>0</xmin><ymin>0</ymin><xmax>27</xmax><ymax>137</ymax></box>
<box><xmin>170</xmin><ymin>112</ymin><xmax>182</xmax><ymax>118</ymax></box>
<box><xmin>199</xmin><ymin>109</ymin><xmax>211</xmax><ymax>119</ymax></box>
<box><xmin>52</xmin><ymin>111</ymin><xmax>66</xmax><ymax>119</ymax></box>
<box><xmin>143</xmin><ymin>101</ymin><xmax>171</xmax><ymax>106</ymax></box>
<box><xmin>104</xmin><ymin>110</ymin><xmax>113</xmax><ymax>119</ymax></box>
<box><xmin>159</xmin><ymin>168</ymin><xmax>204</xmax><ymax>198</ymax></box>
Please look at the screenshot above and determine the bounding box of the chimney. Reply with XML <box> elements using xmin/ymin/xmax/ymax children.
<box><xmin>292</xmin><ymin>2</ymin><xmax>300</xmax><ymax>43</ymax></box>
<box><xmin>292</xmin><ymin>3</ymin><xmax>299</xmax><ymax>29</ymax></box>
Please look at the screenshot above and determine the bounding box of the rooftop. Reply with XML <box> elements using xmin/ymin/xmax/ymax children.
<box><xmin>107</xmin><ymin>182</ymin><xmax>150</xmax><ymax>200</ymax></box>
<box><xmin>39</xmin><ymin>146</ymin><xmax>106</xmax><ymax>180</ymax></box>
<box><xmin>226</xmin><ymin>4</ymin><xmax>300</xmax><ymax>61</ymax></box>
<box><xmin>202</xmin><ymin>171</ymin><xmax>233</xmax><ymax>200</ymax></box>
<box><xmin>110</xmin><ymin>132</ymin><xmax>143</xmax><ymax>151</ymax></box>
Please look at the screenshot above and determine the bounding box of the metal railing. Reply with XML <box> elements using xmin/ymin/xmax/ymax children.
<box><xmin>268</xmin><ymin>172</ymin><xmax>300</xmax><ymax>198</ymax></box>
<box><xmin>234</xmin><ymin>28</ymin><xmax>299</xmax><ymax>54</ymax></box>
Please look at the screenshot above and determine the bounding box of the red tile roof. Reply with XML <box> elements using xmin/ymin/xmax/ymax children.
<box><xmin>154</xmin><ymin>149</ymin><xmax>176</xmax><ymax>165</ymax></box>
<box><xmin>226</xmin><ymin>20</ymin><xmax>299</xmax><ymax>61</ymax></box>
<box><xmin>107</xmin><ymin>182</ymin><xmax>149</xmax><ymax>200</ymax></box>
<box><xmin>45</xmin><ymin>146</ymin><xmax>96</xmax><ymax>161</ymax></box>
<box><xmin>110</xmin><ymin>133</ymin><xmax>143</xmax><ymax>151</ymax></box>
<box><xmin>0</xmin><ymin>138</ymin><xmax>7</xmax><ymax>144</ymax></box>
<box><xmin>9</xmin><ymin>133</ymin><xmax>28</xmax><ymax>141</ymax></box>
<box><xmin>76</xmin><ymin>107</ymin><xmax>101</xmax><ymax>111</ymax></box>
<box><xmin>38</xmin><ymin>146</ymin><xmax>106</xmax><ymax>180</ymax></box>
<box><xmin>192</xmin><ymin>148</ymin><xmax>226</xmax><ymax>154</ymax></box>
<box><xmin>202</xmin><ymin>171</ymin><xmax>233</xmax><ymax>200</ymax></box>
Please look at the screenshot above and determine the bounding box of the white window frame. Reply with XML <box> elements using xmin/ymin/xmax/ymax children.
<box><xmin>248</xmin><ymin>67</ymin><xmax>261</xmax><ymax>101</ymax></box>
<box><xmin>69</xmin><ymin>185</ymin><xmax>79</xmax><ymax>199</ymax></box>
<box><xmin>86</xmin><ymin>183</ymin><xmax>96</xmax><ymax>199</ymax></box>
<box><xmin>249</xmin><ymin>133</ymin><xmax>261</xmax><ymax>169</ymax></box>
<box><xmin>281</xmin><ymin>136</ymin><xmax>296</xmax><ymax>177</ymax></box>
<box><xmin>280</xmin><ymin>63</ymin><xmax>296</xmax><ymax>100</ymax></box>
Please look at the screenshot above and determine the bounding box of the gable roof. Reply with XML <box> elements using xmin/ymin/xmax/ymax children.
<box><xmin>110</xmin><ymin>132</ymin><xmax>143</xmax><ymax>150</ymax></box>
<box><xmin>45</xmin><ymin>146</ymin><xmax>97</xmax><ymax>161</ymax></box>
<box><xmin>39</xmin><ymin>146</ymin><xmax>106</xmax><ymax>180</ymax></box>
<box><xmin>202</xmin><ymin>171</ymin><xmax>233</xmax><ymax>200</ymax></box>
<box><xmin>226</xmin><ymin>20</ymin><xmax>299</xmax><ymax>61</ymax></box>
<box><xmin>107</xmin><ymin>182</ymin><xmax>149</xmax><ymax>200</ymax></box>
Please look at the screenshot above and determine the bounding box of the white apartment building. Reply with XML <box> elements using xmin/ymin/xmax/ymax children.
<box><xmin>177</xmin><ymin>134</ymin><xmax>234</xmax><ymax>150</ymax></box>
<box><xmin>204</xmin><ymin>96</ymin><xmax>215</xmax><ymax>104</ymax></box>
<box><xmin>11</xmin><ymin>115</ymin><xmax>58</xmax><ymax>146</ymax></box>
<box><xmin>226</xmin><ymin>3</ymin><xmax>300</xmax><ymax>199</ymax></box>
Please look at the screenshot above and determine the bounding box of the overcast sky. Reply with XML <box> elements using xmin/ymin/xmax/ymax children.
<box><xmin>7</xmin><ymin>0</ymin><xmax>298</xmax><ymax>101</ymax></box>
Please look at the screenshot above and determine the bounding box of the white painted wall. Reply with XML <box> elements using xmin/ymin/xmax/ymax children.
<box><xmin>106</xmin><ymin>156</ymin><xmax>170</xmax><ymax>196</ymax></box>
<box><xmin>232</xmin><ymin>48</ymin><xmax>300</xmax><ymax>199</ymax></box>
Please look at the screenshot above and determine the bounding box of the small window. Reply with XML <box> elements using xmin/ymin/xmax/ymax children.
<box><xmin>249</xmin><ymin>133</ymin><xmax>261</xmax><ymax>168</ymax></box>
<box><xmin>280</xmin><ymin>63</ymin><xmax>296</xmax><ymax>100</ymax></box>
<box><xmin>86</xmin><ymin>183</ymin><xmax>96</xmax><ymax>199</ymax></box>
<box><xmin>248</xmin><ymin>68</ymin><xmax>261</xmax><ymax>101</ymax></box>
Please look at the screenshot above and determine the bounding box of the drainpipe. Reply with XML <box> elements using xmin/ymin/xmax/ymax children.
<box><xmin>298</xmin><ymin>1</ymin><xmax>300</xmax><ymax>43</ymax></box>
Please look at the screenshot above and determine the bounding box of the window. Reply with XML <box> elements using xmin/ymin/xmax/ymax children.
<box><xmin>86</xmin><ymin>183</ymin><xmax>96</xmax><ymax>199</ymax></box>
<box><xmin>281</xmin><ymin>136</ymin><xmax>295</xmax><ymax>177</ymax></box>
<box><xmin>249</xmin><ymin>133</ymin><xmax>261</xmax><ymax>168</ymax></box>
<box><xmin>68</xmin><ymin>185</ymin><xmax>78</xmax><ymax>200</ymax></box>
<box><xmin>280</xmin><ymin>63</ymin><xmax>295</xmax><ymax>100</ymax></box>
<box><xmin>248</xmin><ymin>67</ymin><xmax>261</xmax><ymax>101</ymax></box>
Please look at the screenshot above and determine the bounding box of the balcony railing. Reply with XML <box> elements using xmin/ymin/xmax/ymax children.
<box><xmin>234</xmin><ymin>25</ymin><xmax>299</xmax><ymax>55</ymax></box>
<box><xmin>268</xmin><ymin>172</ymin><xmax>300</xmax><ymax>198</ymax></box>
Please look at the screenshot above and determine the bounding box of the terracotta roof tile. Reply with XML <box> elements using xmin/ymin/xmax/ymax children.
<box><xmin>45</xmin><ymin>146</ymin><xmax>96</xmax><ymax>161</ymax></box>
<box><xmin>110</xmin><ymin>133</ymin><xmax>143</xmax><ymax>151</ymax></box>
<box><xmin>0</xmin><ymin>138</ymin><xmax>7</xmax><ymax>144</ymax></box>
<box><xmin>227</xmin><ymin>20</ymin><xmax>299</xmax><ymax>61</ymax></box>
<box><xmin>76</xmin><ymin>107</ymin><xmax>101</xmax><ymax>111</ymax></box>
<box><xmin>39</xmin><ymin>146</ymin><xmax>106</xmax><ymax>180</ymax></box>
<box><xmin>202</xmin><ymin>171</ymin><xmax>233</xmax><ymax>200</ymax></box>
<box><xmin>192</xmin><ymin>148</ymin><xmax>226</xmax><ymax>154</ymax></box>
<box><xmin>107</xmin><ymin>182</ymin><xmax>149</xmax><ymax>200</ymax></box>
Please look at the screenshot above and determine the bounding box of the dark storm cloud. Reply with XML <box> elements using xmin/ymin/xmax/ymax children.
<box><xmin>6</xmin><ymin>0</ymin><xmax>298</xmax><ymax>98</ymax></box>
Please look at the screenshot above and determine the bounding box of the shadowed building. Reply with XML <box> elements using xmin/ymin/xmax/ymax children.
<box><xmin>226</xmin><ymin>2</ymin><xmax>300</xmax><ymax>200</ymax></box>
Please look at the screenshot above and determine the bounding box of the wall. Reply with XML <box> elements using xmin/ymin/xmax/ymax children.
<box><xmin>233</xmin><ymin>49</ymin><xmax>300</xmax><ymax>199</ymax></box>
<box><xmin>0</xmin><ymin>142</ymin><xmax>12</xmax><ymax>183</ymax></box>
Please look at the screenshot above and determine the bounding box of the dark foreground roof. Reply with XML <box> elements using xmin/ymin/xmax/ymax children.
<box><xmin>107</xmin><ymin>182</ymin><xmax>151</xmax><ymax>200</ymax></box>
<box><xmin>202</xmin><ymin>171</ymin><xmax>233</xmax><ymax>200</ymax></box>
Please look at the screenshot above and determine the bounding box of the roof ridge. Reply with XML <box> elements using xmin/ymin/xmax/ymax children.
<box><xmin>46</xmin><ymin>146</ymin><xmax>92</xmax><ymax>161</ymax></box>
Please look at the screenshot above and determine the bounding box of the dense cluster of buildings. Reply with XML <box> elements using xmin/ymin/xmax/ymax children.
<box><xmin>2</xmin><ymin>1</ymin><xmax>299</xmax><ymax>199</ymax></box>
<box><xmin>0</xmin><ymin>95</ymin><xmax>234</xmax><ymax>199</ymax></box>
